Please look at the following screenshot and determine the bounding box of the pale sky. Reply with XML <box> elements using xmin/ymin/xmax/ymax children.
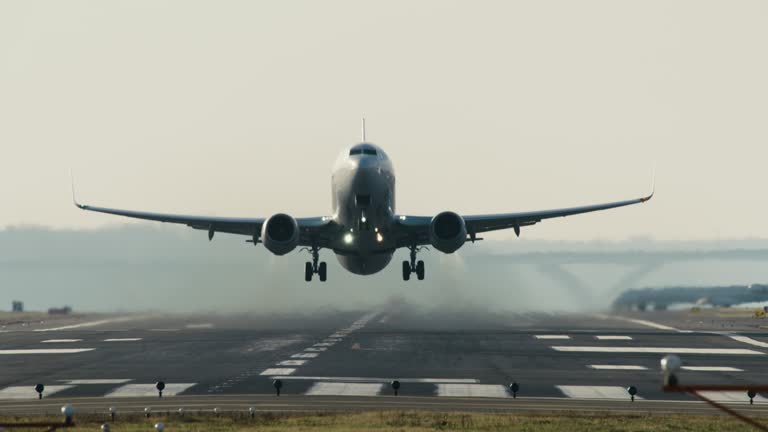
<box><xmin>1</xmin><ymin>1</ymin><xmax>766</xmax><ymax>241</ymax></box>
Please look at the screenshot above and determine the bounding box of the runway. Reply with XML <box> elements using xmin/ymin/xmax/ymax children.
<box><xmin>1</xmin><ymin>307</ymin><xmax>768</xmax><ymax>416</ymax></box>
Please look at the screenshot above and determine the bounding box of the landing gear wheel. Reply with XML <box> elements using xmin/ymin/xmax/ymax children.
<box><xmin>318</xmin><ymin>262</ymin><xmax>327</xmax><ymax>282</ymax></box>
<box><xmin>402</xmin><ymin>261</ymin><xmax>411</xmax><ymax>281</ymax></box>
<box><xmin>305</xmin><ymin>262</ymin><xmax>313</xmax><ymax>282</ymax></box>
<box><xmin>416</xmin><ymin>260</ymin><xmax>425</xmax><ymax>280</ymax></box>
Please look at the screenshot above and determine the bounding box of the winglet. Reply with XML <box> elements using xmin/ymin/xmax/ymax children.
<box><xmin>70</xmin><ymin>170</ymin><xmax>86</xmax><ymax>209</ymax></box>
<box><xmin>641</xmin><ymin>166</ymin><xmax>655</xmax><ymax>203</ymax></box>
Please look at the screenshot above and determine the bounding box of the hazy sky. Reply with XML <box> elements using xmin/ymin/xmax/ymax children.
<box><xmin>1</xmin><ymin>1</ymin><xmax>767</xmax><ymax>241</ymax></box>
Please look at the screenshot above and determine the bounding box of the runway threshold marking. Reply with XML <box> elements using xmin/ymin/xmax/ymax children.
<box><xmin>557</xmin><ymin>385</ymin><xmax>642</xmax><ymax>400</ymax></box>
<box><xmin>41</xmin><ymin>339</ymin><xmax>83</xmax><ymax>343</ymax></box>
<box><xmin>105</xmin><ymin>383</ymin><xmax>196</xmax><ymax>397</ymax></box>
<box><xmin>698</xmin><ymin>391</ymin><xmax>768</xmax><ymax>404</ymax></box>
<box><xmin>291</xmin><ymin>353</ymin><xmax>319</xmax><ymax>359</ymax></box>
<box><xmin>0</xmin><ymin>348</ymin><xmax>95</xmax><ymax>354</ymax></box>
<box><xmin>305</xmin><ymin>382</ymin><xmax>383</xmax><ymax>396</ymax></box>
<box><xmin>277</xmin><ymin>360</ymin><xmax>307</xmax><ymax>366</ymax></box>
<box><xmin>552</xmin><ymin>346</ymin><xmax>764</xmax><ymax>355</ymax></box>
<box><xmin>103</xmin><ymin>338</ymin><xmax>142</xmax><ymax>342</ymax></box>
<box><xmin>269</xmin><ymin>376</ymin><xmax>479</xmax><ymax>384</ymax></box>
<box><xmin>588</xmin><ymin>365</ymin><xmax>648</xmax><ymax>370</ymax></box>
<box><xmin>61</xmin><ymin>379</ymin><xmax>133</xmax><ymax>384</ymax></box>
<box><xmin>0</xmin><ymin>385</ymin><xmax>74</xmax><ymax>399</ymax></box>
<box><xmin>33</xmin><ymin>316</ymin><xmax>143</xmax><ymax>332</ymax></box>
<box><xmin>534</xmin><ymin>335</ymin><xmax>571</xmax><ymax>340</ymax></box>
<box><xmin>595</xmin><ymin>335</ymin><xmax>633</xmax><ymax>340</ymax></box>
<box><xmin>436</xmin><ymin>384</ymin><xmax>509</xmax><ymax>398</ymax></box>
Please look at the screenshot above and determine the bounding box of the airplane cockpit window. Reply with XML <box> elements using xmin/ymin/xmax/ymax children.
<box><xmin>349</xmin><ymin>148</ymin><xmax>377</xmax><ymax>156</ymax></box>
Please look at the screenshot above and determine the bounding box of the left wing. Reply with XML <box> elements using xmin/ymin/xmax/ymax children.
<box><xmin>394</xmin><ymin>185</ymin><xmax>653</xmax><ymax>246</ymax></box>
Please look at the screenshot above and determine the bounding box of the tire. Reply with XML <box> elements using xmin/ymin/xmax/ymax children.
<box><xmin>318</xmin><ymin>262</ymin><xmax>327</xmax><ymax>282</ymax></box>
<box><xmin>402</xmin><ymin>261</ymin><xmax>411</xmax><ymax>281</ymax></box>
<box><xmin>305</xmin><ymin>262</ymin><xmax>313</xmax><ymax>282</ymax></box>
<box><xmin>416</xmin><ymin>260</ymin><xmax>425</xmax><ymax>280</ymax></box>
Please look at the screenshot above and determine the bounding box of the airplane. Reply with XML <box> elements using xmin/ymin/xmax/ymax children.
<box><xmin>74</xmin><ymin>123</ymin><xmax>654</xmax><ymax>282</ymax></box>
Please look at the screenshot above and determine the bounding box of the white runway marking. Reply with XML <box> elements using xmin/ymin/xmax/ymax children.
<box><xmin>0</xmin><ymin>349</ymin><xmax>94</xmax><ymax>355</ymax></box>
<box><xmin>150</xmin><ymin>329</ymin><xmax>180</xmax><ymax>332</ymax></box>
<box><xmin>557</xmin><ymin>385</ymin><xmax>642</xmax><ymax>400</ymax></box>
<box><xmin>0</xmin><ymin>385</ymin><xmax>74</xmax><ymax>399</ymax></box>
<box><xmin>103</xmin><ymin>338</ymin><xmax>142</xmax><ymax>342</ymax></box>
<box><xmin>41</xmin><ymin>339</ymin><xmax>82</xmax><ymax>343</ymax></box>
<box><xmin>314</xmin><ymin>342</ymin><xmax>334</xmax><ymax>347</ymax></box>
<box><xmin>269</xmin><ymin>376</ymin><xmax>479</xmax><ymax>384</ymax></box>
<box><xmin>551</xmin><ymin>346</ymin><xmax>764</xmax><ymax>355</ymax></box>
<box><xmin>185</xmin><ymin>323</ymin><xmax>214</xmax><ymax>329</ymax></box>
<box><xmin>682</xmin><ymin>366</ymin><xmax>744</xmax><ymax>372</ymax></box>
<box><xmin>595</xmin><ymin>336</ymin><xmax>633</xmax><ymax>340</ymax></box>
<box><xmin>698</xmin><ymin>391</ymin><xmax>768</xmax><ymax>404</ymax></box>
<box><xmin>106</xmin><ymin>383</ymin><xmax>195</xmax><ymax>397</ymax></box>
<box><xmin>291</xmin><ymin>353</ymin><xmax>319</xmax><ymax>359</ymax></box>
<box><xmin>534</xmin><ymin>335</ymin><xmax>570</xmax><ymax>340</ymax></box>
<box><xmin>277</xmin><ymin>360</ymin><xmax>307</xmax><ymax>366</ymax></box>
<box><xmin>304</xmin><ymin>347</ymin><xmax>327</xmax><ymax>352</ymax></box>
<box><xmin>33</xmin><ymin>316</ymin><xmax>142</xmax><ymax>332</ymax></box>
<box><xmin>588</xmin><ymin>365</ymin><xmax>648</xmax><ymax>370</ymax></box>
<box><xmin>62</xmin><ymin>379</ymin><xmax>133</xmax><ymax>384</ymax></box>
<box><xmin>437</xmin><ymin>384</ymin><xmax>509</xmax><ymax>398</ymax></box>
<box><xmin>260</xmin><ymin>368</ymin><xmax>296</xmax><ymax>376</ymax></box>
<box><xmin>727</xmin><ymin>335</ymin><xmax>768</xmax><ymax>348</ymax></box>
<box><xmin>305</xmin><ymin>382</ymin><xmax>383</xmax><ymax>396</ymax></box>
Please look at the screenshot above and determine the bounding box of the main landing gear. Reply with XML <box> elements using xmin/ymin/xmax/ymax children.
<box><xmin>302</xmin><ymin>246</ymin><xmax>327</xmax><ymax>282</ymax></box>
<box><xmin>402</xmin><ymin>245</ymin><xmax>426</xmax><ymax>281</ymax></box>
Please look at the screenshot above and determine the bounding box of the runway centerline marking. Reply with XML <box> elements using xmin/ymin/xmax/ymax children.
<box><xmin>552</xmin><ymin>346</ymin><xmax>764</xmax><ymax>355</ymax></box>
<box><xmin>588</xmin><ymin>365</ymin><xmax>648</xmax><ymax>370</ymax></box>
<box><xmin>269</xmin><ymin>376</ymin><xmax>479</xmax><ymax>384</ymax></box>
<box><xmin>534</xmin><ymin>335</ymin><xmax>570</xmax><ymax>340</ymax></box>
<box><xmin>305</xmin><ymin>382</ymin><xmax>383</xmax><ymax>396</ymax></box>
<box><xmin>557</xmin><ymin>385</ymin><xmax>643</xmax><ymax>400</ymax></box>
<box><xmin>595</xmin><ymin>336</ymin><xmax>633</xmax><ymax>340</ymax></box>
<box><xmin>437</xmin><ymin>384</ymin><xmax>509</xmax><ymax>398</ymax></box>
<box><xmin>41</xmin><ymin>339</ymin><xmax>82</xmax><ymax>343</ymax></box>
<box><xmin>260</xmin><ymin>368</ymin><xmax>296</xmax><ymax>376</ymax></box>
<box><xmin>0</xmin><ymin>348</ymin><xmax>94</xmax><ymax>355</ymax></box>
<box><xmin>103</xmin><ymin>338</ymin><xmax>142</xmax><ymax>342</ymax></box>
<box><xmin>682</xmin><ymin>366</ymin><xmax>744</xmax><ymax>372</ymax></box>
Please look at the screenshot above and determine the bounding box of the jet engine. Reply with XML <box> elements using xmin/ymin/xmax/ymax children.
<box><xmin>429</xmin><ymin>211</ymin><xmax>467</xmax><ymax>253</ymax></box>
<box><xmin>261</xmin><ymin>213</ymin><xmax>299</xmax><ymax>255</ymax></box>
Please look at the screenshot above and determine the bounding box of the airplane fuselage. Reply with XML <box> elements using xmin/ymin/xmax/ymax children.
<box><xmin>331</xmin><ymin>143</ymin><xmax>396</xmax><ymax>275</ymax></box>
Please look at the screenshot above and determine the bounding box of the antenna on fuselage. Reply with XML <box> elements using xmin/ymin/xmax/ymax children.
<box><xmin>361</xmin><ymin>117</ymin><xmax>366</xmax><ymax>142</ymax></box>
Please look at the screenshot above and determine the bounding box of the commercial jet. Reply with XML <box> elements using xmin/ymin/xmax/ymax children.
<box><xmin>74</xmin><ymin>124</ymin><xmax>654</xmax><ymax>282</ymax></box>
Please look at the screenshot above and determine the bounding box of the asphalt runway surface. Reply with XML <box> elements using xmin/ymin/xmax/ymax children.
<box><xmin>2</xmin><ymin>307</ymin><xmax>768</xmax><ymax>416</ymax></box>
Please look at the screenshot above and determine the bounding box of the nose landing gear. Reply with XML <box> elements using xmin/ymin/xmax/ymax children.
<box><xmin>302</xmin><ymin>246</ymin><xmax>327</xmax><ymax>282</ymax></box>
<box><xmin>402</xmin><ymin>245</ymin><xmax>426</xmax><ymax>281</ymax></box>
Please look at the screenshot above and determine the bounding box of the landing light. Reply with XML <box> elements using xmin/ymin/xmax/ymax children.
<box><xmin>344</xmin><ymin>233</ymin><xmax>354</xmax><ymax>244</ymax></box>
<box><xmin>376</xmin><ymin>233</ymin><xmax>384</xmax><ymax>243</ymax></box>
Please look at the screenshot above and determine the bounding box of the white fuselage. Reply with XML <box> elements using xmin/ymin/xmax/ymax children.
<box><xmin>330</xmin><ymin>143</ymin><xmax>396</xmax><ymax>275</ymax></box>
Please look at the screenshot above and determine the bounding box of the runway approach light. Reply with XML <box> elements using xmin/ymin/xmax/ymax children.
<box><xmin>748</xmin><ymin>390</ymin><xmax>757</xmax><ymax>405</ymax></box>
<box><xmin>213</xmin><ymin>407</ymin><xmax>220</xmax><ymax>417</ymax></box>
<box><xmin>376</xmin><ymin>233</ymin><xmax>384</xmax><ymax>243</ymax></box>
<box><xmin>391</xmin><ymin>380</ymin><xmax>401</xmax><ymax>396</ymax></box>
<box><xmin>61</xmin><ymin>404</ymin><xmax>74</xmax><ymax>425</ymax></box>
<box><xmin>144</xmin><ymin>407</ymin><xmax>151</xmax><ymax>418</ymax></box>
<box><xmin>154</xmin><ymin>423</ymin><xmax>165</xmax><ymax>432</ymax></box>
<box><xmin>249</xmin><ymin>407</ymin><xmax>256</xmax><ymax>418</ymax></box>
<box><xmin>627</xmin><ymin>386</ymin><xmax>638</xmax><ymax>402</ymax></box>
<box><xmin>509</xmin><ymin>382</ymin><xmax>520</xmax><ymax>399</ymax></box>
<box><xmin>35</xmin><ymin>383</ymin><xmax>44</xmax><ymax>400</ymax></box>
<box><xmin>344</xmin><ymin>233</ymin><xmax>354</xmax><ymax>244</ymax></box>
<box><xmin>101</xmin><ymin>423</ymin><xmax>110</xmax><ymax>432</ymax></box>
<box><xmin>178</xmin><ymin>408</ymin><xmax>185</xmax><ymax>417</ymax></box>
<box><xmin>109</xmin><ymin>407</ymin><xmax>116</xmax><ymax>421</ymax></box>
<box><xmin>660</xmin><ymin>354</ymin><xmax>682</xmax><ymax>386</ymax></box>
<box><xmin>156</xmin><ymin>381</ymin><xmax>165</xmax><ymax>398</ymax></box>
<box><xmin>273</xmin><ymin>379</ymin><xmax>283</xmax><ymax>396</ymax></box>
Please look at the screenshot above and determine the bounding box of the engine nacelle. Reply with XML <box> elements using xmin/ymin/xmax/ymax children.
<box><xmin>429</xmin><ymin>211</ymin><xmax>467</xmax><ymax>254</ymax></box>
<box><xmin>261</xmin><ymin>213</ymin><xmax>299</xmax><ymax>256</ymax></box>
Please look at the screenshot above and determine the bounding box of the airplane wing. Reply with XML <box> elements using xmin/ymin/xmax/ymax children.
<box><xmin>394</xmin><ymin>186</ymin><xmax>654</xmax><ymax>246</ymax></box>
<box><xmin>73</xmin><ymin>200</ymin><xmax>333</xmax><ymax>244</ymax></box>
